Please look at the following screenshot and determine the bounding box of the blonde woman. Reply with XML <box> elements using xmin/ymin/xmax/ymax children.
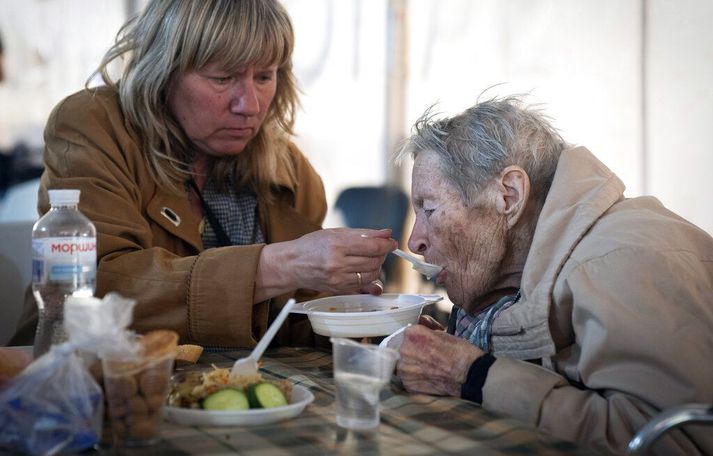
<box><xmin>12</xmin><ymin>0</ymin><xmax>395</xmax><ymax>348</ymax></box>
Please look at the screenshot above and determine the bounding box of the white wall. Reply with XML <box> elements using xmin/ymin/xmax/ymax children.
<box><xmin>0</xmin><ymin>0</ymin><xmax>125</xmax><ymax>149</ymax></box>
<box><xmin>647</xmin><ymin>0</ymin><xmax>713</xmax><ymax>234</ymax></box>
<box><xmin>284</xmin><ymin>0</ymin><xmax>389</xmax><ymax>227</ymax></box>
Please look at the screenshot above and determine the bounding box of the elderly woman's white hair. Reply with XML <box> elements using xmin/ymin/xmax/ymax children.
<box><xmin>397</xmin><ymin>95</ymin><xmax>568</xmax><ymax>206</ymax></box>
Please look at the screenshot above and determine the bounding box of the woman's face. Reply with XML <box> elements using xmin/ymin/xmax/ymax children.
<box><xmin>407</xmin><ymin>151</ymin><xmax>509</xmax><ymax>313</ymax></box>
<box><xmin>167</xmin><ymin>62</ymin><xmax>278</xmax><ymax>157</ymax></box>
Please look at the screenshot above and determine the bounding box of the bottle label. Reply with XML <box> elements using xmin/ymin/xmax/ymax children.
<box><xmin>32</xmin><ymin>237</ymin><xmax>97</xmax><ymax>284</ymax></box>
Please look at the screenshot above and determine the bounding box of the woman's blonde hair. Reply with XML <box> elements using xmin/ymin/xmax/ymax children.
<box><xmin>92</xmin><ymin>0</ymin><xmax>299</xmax><ymax>200</ymax></box>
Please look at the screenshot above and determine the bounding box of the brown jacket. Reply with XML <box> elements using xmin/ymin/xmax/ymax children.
<box><xmin>12</xmin><ymin>87</ymin><xmax>327</xmax><ymax>348</ymax></box>
<box><xmin>482</xmin><ymin>147</ymin><xmax>713</xmax><ymax>455</ymax></box>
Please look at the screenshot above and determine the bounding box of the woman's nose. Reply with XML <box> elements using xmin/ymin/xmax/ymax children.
<box><xmin>407</xmin><ymin>221</ymin><xmax>428</xmax><ymax>254</ymax></box>
<box><xmin>230</xmin><ymin>80</ymin><xmax>260</xmax><ymax>116</ymax></box>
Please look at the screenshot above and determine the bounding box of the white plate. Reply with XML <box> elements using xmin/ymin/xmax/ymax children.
<box><xmin>162</xmin><ymin>385</ymin><xmax>314</xmax><ymax>427</ymax></box>
<box><xmin>291</xmin><ymin>293</ymin><xmax>442</xmax><ymax>338</ymax></box>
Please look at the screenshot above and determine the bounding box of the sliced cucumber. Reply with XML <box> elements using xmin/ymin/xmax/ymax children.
<box><xmin>202</xmin><ymin>388</ymin><xmax>249</xmax><ymax>411</ymax></box>
<box><xmin>247</xmin><ymin>383</ymin><xmax>288</xmax><ymax>409</ymax></box>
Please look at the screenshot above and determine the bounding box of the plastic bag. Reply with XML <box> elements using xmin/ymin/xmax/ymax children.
<box><xmin>0</xmin><ymin>293</ymin><xmax>138</xmax><ymax>455</ymax></box>
<box><xmin>0</xmin><ymin>344</ymin><xmax>103</xmax><ymax>455</ymax></box>
<box><xmin>64</xmin><ymin>292</ymin><xmax>141</xmax><ymax>357</ymax></box>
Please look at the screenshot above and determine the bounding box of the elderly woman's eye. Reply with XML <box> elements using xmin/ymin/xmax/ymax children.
<box><xmin>212</xmin><ymin>76</ymin><xmax>232</xmax><ymax>84</ymax></box>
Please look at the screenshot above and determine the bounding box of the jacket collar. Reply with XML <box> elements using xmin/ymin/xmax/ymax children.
<box><xmin>491</xmin><ymin>146</ymin><xmax>625</xmax><ymax>359</ymax></box>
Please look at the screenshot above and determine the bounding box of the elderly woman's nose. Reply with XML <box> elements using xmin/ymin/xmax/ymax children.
<box><xmin>230</xmin><ymin>80</ymin><xmax>260</xmax><ymax>116</ymax></box>
<box><xmin>407</xmin><ymin>223</ymin><xmax>427</xmax><ymax>254</ymax></box>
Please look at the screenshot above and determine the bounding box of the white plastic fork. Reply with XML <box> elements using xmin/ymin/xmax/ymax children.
<box><xmin>230</xmin><ymin>298</ymin><xmax>297</xmax><ymax>379</ymax></box>
<box><xmin>391</xmin><ymin>249</ymin><xmax>443</xmax><ymax>279</ymax></box>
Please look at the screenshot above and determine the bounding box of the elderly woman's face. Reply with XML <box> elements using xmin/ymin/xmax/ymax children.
<box><xmin>167</xmin><ymin>62</ymin><xmax>278</xmax><ymax>157</ymax></box>
<box><xmin>407</xmin><ymin>151</ymin><xmax>508</xmax><ymax>312</ymax></box>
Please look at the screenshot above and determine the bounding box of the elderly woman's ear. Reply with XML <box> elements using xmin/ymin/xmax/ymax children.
<box><xmin>494</xmin><ymin>165</ymin><xmax>530</xmax><ymax>227</ymax></box>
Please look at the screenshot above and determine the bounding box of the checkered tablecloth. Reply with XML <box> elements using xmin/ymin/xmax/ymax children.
<box><xmin>138</xmin><ymin>347</ymin><xmax>595</xmax><ymax>455</ymax></box>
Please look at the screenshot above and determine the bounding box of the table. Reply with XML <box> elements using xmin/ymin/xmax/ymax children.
<box><xmin>135</xmin><ymin>347</ymin><xmax>595</xmax><ymax>456</ymax></box>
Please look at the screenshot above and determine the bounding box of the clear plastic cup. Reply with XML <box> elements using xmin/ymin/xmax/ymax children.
<box><xmin>330</xmin><ymin>337</ymin><xmax>399</xmax><ymax>430</ymax></box>
<box><xmin>102</xmin><ymin>353</ymin><xmax>175</xmax><ymax>447</ymax></box>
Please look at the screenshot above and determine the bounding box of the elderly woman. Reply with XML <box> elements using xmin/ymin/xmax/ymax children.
<box><xmin>395</xmin><ymin>96</ymin><xmax>713</xmax><ymax>455</ymax></box>
<box><xmin>11</xmin><ymin>0</ymin><xmax>396</xmax><ymax>348</ymax></box>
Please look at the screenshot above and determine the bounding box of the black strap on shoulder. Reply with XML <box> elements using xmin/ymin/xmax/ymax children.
<box><xmin>188</xmin><ymin>179</ymin><xmax>231</xmax><ymax>247</ymax></box>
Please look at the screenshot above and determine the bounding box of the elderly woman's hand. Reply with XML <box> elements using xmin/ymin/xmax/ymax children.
<box><xmin>256</xmin><ymin>228</ymin><xmax>397</xmax><ymax>301</ymax></box>
<box><xmin>396</xmin><ymin>325</ymin><xmax>483</xmax><ymax>397</ymax></box>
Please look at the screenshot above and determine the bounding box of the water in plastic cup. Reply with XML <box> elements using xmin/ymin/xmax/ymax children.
<box><xmin>330</xmin><ymin>337</ymin><xmax>399</xmax><ymax>430</ymax></box>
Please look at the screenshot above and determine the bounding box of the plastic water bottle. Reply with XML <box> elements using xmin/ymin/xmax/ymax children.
<box><xmin>31</xmin><ymin>189</ymin><xmax>96</xmax><ymax>358</ymax></box>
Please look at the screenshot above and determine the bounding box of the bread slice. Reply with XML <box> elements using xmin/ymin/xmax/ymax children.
<box><xmin>175</xmin><ymin>344</ymin><xmax>203</xmax><ymax>366</ymax></box>
<box><xmin>140</xmin><ymin>329</ymin><xmax>179</xmax><ymax>359</ymax></box>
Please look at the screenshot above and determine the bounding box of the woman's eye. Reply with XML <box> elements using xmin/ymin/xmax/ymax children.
<box><xmin>256</xmin><ymin>72</ymin><xmax>275</xmax><ymax>83</ymax></box>
<box><xmin>211</xmin><ymin>76</ymin><xmax>232</xmax><ymax>84</ymax></box>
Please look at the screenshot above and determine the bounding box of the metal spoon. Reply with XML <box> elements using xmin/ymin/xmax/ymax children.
<box><xmin>391</xmin><ymin>249</ymin><xmax>443</xmax><ymax>279</ymax></box>
<box><xmin>230</xmin><ymin>298</ymin><xmax>296</xmax><ymax>378</ymax></box>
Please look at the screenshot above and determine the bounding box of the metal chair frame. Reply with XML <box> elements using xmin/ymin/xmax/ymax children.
<box><xmin>627</xmin><ymin>404</ymin><xmax>713</xmax><ymax>455</ymax></box>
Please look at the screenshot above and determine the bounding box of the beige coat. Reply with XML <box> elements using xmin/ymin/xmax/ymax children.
<box><xmin>481</xmin><ymin>147</ymin><xmax>713</xmax><ymax>455</ymax></box>
<box><xmin>12</xmin><ymin>87</ymin><xmax>327</xmax><ymax>348</ymax></box>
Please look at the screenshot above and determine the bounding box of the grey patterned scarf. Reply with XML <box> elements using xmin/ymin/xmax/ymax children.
<box><xmin>454</xmin><ymin>290</ymin><xmax>520</xmax><ymax>352</ymax></box>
